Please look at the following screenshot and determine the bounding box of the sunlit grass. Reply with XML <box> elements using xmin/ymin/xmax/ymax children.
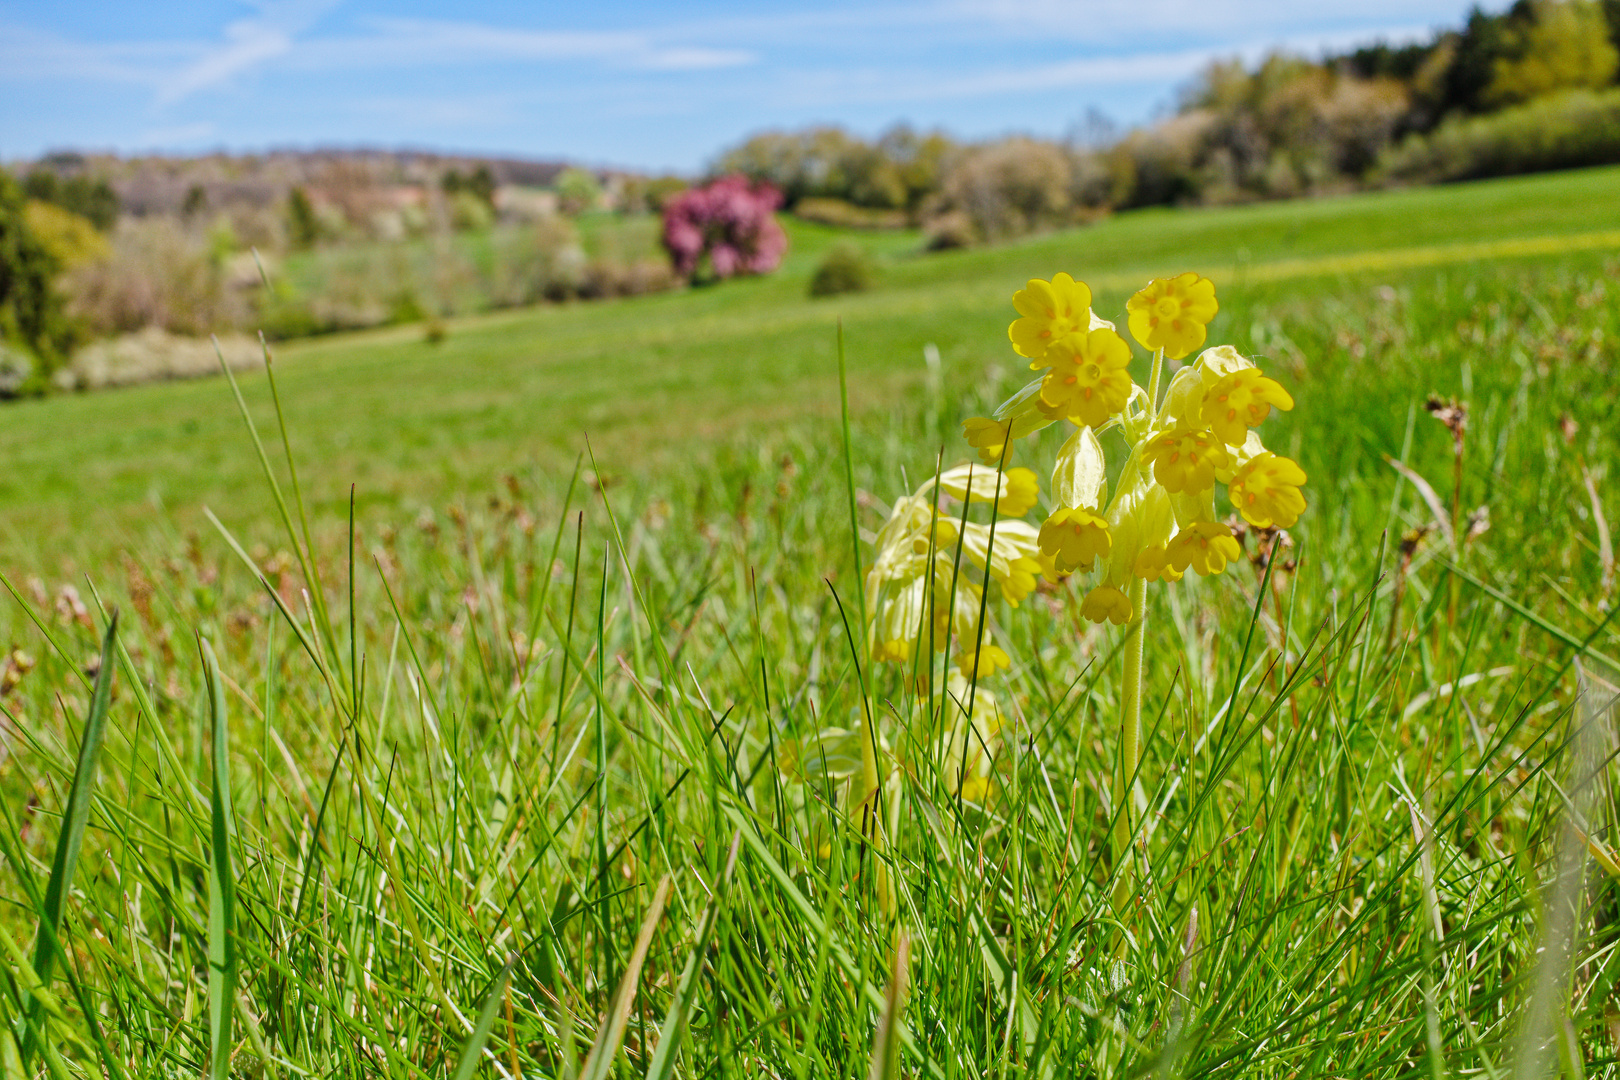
<box><xmin>0</xmin><ymin>166</ymin><xmax>1618</xmax><ymax>1076</ymax></box>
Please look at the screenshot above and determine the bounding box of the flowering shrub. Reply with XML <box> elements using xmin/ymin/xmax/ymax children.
<box><xmin>660</xmin><ymin>175</ymin><xmax>787</xmax><ymax>281</ymax></box>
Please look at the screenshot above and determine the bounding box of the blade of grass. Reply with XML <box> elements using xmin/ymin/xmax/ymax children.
<box><xmin>866</xmin><ymin>932</ymin><xmax>910</xmax><ymax>1080</ymax></box>
<box><xmin>20</xmin><ymin>613</ymin><xmax>117</xmax><ymax>1065</ymax></box>
<box><xmin>579</xmin><ymin>875</ymin><xmax>672</xmax><ymax>1080</ymax></box>
<box><xmin>719</xmin><ymin>804</ymin><xmax>945</xmax><ymax>1080</ymax></box>
<box><xmin>201</xmin><ymin>637</ymin><xmax>238</xmax><ymax>1080</ymax></box>
<box><xmin>645</xmin><ymin>832</ymin><xmax>741</xmax><ymax>1080</ymax></box>
<box><xmin>213</xmin><ymin>338</ymin><xmax>343</xmax><ymax>690</ymax></box>
<box><xmin>450</xmin><ymin>955</ymin><xmax>517</xmax><ymax>1080</ymax></box>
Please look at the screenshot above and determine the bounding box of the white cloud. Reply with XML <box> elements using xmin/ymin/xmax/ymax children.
<box><xmin>0</xmin><ymin>24</ymin><xmax>189</xmax><ymax>83</ymax></box>
<box><xmin>0</xmin><ymin>0</ymin><xmax>1482</xmax><ymax>165</ymax></box>
<box><xmin>287</xmin><ymin>17</ymin><xmax>756</xmax><ymax>72</ymax></box>
<box><xmin>155</xmin><ymin>20</ymin><xmax>293</xmax><ymax>104</ymax></box>
<box><xmin>637</xmin><ymin>47</ymin><xmax>757</xmax><ymax>71</ymax></box>
<box><xmin>722</xmin><ymin>21</ymin><xmax>1440</xmax><ymax>113</ymax></box>
<box><xmin>944</xmin><ymin>0</ymin><xmax>1465</xmax><ymax>44</ymax></box>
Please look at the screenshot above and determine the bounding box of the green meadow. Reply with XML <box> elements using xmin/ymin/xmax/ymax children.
<box><xmin>1</xmin><ymin>165</ymin><xmax>1618</xmax><ymax>1076</ymax></box>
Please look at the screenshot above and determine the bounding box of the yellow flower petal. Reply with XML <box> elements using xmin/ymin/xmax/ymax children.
<box><xmin>1038</xmin><ymin>326</ymin><xmax>1134</xmax><ymax>428</ymax></box>
<box><xmin>956</xmin><ymin>643</ymin><xmax>1011</xmax><ymax>679</ymax></box>
<box><xmin>1080</xmin><ymin>584</ymin><xmax>1134</xmax><ymax>626</ymax></box>
<box><xmin>1127</xmin><ymin>273</ymin><xmax>1218</xmax><ymax>359</ymax></box>
<box><xmin>997</xmin><ymin>467</ymin><xmax>1040</xmax><ymax>517</ymax></box>
<box><xmin>1140</xmin><ymin>427</ymin><xmax>1230</xmax><ymax>494</ymax></box>
<box><xmin>1229</xmin><ymin>452</ymin><xmax>1308</xmax><ymax>528</ymax></box>
<box><xmin>1038</xmin><ymin>506</ymin><xmax>1111</xmax><ymax>574</ymax></box>
<box><xmin>1165</xmin><ymin>521</ymin><xmax>1242</xmax><ymax>577</ymax></box>
<box><xmin>1009</xmin><ymin>273</ymin><xmax>1093</xmax><ymax>363</ymax></box>
<box><xmin>1201</xmin><ymin>368</ymin><xmax>1295</xmax><ymax>446</ymax></box>
<box><xmin>1134</xmin><ymin>544</ymin><xmax>1184</xmax><ymax>582</ymax></box>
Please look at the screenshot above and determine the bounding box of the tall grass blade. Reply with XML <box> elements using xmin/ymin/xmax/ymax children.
<box><xmin>213</xmin><ymin>338</ymin><xmax>342</xmax><ymax>687</ymax></box>
<box><xmin>20</xmin><ymin>613</ymin><xmax>118</xmax><ymax>1064</ymax></box>
<box><xmin>866</xmin><ymin>932</ymin><xmax>910</xmax><ymax>1080</ymax></box>
<box><xmin>835</xmin><ymin>320</ymin><xmax>869</xmax><ymax>661</ymax></box>
<box><xmin>579</xmin><ymin>875</ymin><xmax>672</xmax><ymax>1080</ymax></box>
<box><xmin>450</xmin><ymin>955</ymin><xmax>517</xmax><ymax>1080</ymax></box>
<box><xmin>1512</xmin><ymin>660</ymin><xmax>1616</xmax><ymax>1080</ymax></box>
<box><xmin>645</xmin><ymin>833</ymin><xmax>741</xmax><ymax>1080</ymax></box>
<box><xmin>202</xmin><ymin>637</ymin><xmax>239</xmax><ymax>1080</ymax></box>
<box><xmin>720</xmin><ymin>805</ymin><xmax>944</xmax><ymax>1079</ymax></box>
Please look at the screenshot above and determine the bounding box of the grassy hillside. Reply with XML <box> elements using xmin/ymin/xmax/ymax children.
<box><xmin>4</xmin><ymin>165</ymin><xmax>1619</xmax><ymax>566</ymax></box>
<box><xmin>1</xmin><ymin>165</ymin><xmax>1618</xmax><ymax>1077</ymax></box>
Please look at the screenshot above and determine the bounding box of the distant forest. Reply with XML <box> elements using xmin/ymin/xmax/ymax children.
<box><xmin>718</xmin><ymin>0</ymin><xmax>1620</xmax><ymax>242</ymax></box>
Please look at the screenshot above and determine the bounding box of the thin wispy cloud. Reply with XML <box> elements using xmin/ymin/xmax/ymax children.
<box><xmin>291</xmin><ymin>17</ymin><xmax>757</xmax><ymax>71</ymax></box>
<box><xmin>947</xmin><ymin>0</ymin><xmax>1455</xmax><ymax>43</ymax></box>
<box><xmin>0</xmin><ymin>24</ymin><xmax>190</xmax><ymax>83</ymax></box>
<box><xmin>155</xmin><ymin>21</ymin><xmax>294</xmax><ymax>104</ymax></box>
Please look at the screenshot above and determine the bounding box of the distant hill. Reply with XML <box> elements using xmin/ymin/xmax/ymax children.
<box><xmin>24</xmin><ymin>148</ymin><xmax>579</xmax><ymax>218</ymax></box>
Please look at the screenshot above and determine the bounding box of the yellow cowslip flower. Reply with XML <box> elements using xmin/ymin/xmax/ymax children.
<box><xmin>1039</xmin><ymin>507</ymin><xmax>1111</xmax><ymax>574</ymax></box>
<box><xmin>1081</xmin><ymin>584</ymin><xmax>1133</xmax><ymax>626</ymax></box>
<box><xmin>870</xmin><ymin>574</ymin><xmax>927</xmax><ymax>663</ymax></box>
<box><xmin>1134</xmin><ymin>544</ymin><xmax>1184</xmax><ymax>582</ymax></box>
<box><xmin>1229</xmin><ymin>452</ymin><xmax>1308</xmax><ymax>528</ymax></box>
<box><xmin>929</xmin><ymin>576</ymin><xmax>982</xmax><ymax>643</ymax></box>
<box><xmin>999</xmin><ymin>470</ymin><xmax>1040</xmax><ymax>518</ymax></box>
<box><xmin>956</xmin><ymin>642</ymin><xmax>1011</xmax><ymax>679</ymax></box>
<box><xmin>959</xmin><ymin>774</ymin><xmax>992</xmax><ymax>802</ymax></box>
<box><xmin>863</xmin><ymin>464</ymin><xmax>1040</xmax><ymax>680</ymax></box>
<box><xmin>1140</xmin><ymin>427</ymin><xmax>1229</xmax><ymax>495</ymax></box>
<box><xmin>1009</xmin><ymin>273</ymin><xmax>1093</xmax><ymax>362</ymax></box>
<box><xmin>939</xmin><ymin>672</ymin><xmax>1004</xmax><ymax>798</ymax></box>
<box><xmin>1202</xmin><ymin>368</ymin><xmax>1295</xmax><ymax>446</ymax></box>
<box><xmin>962</xmin><ymin>417</ymin><xmax>1014</xmax><ymax>466</ymax></box>
<box><xmin>1165</xmin><ymin>521</ymin><xmax>1242</xmax><ymax>576</ymax></box>
<box><xmin>1098</xmin><ymin>472</ymin><xmax>1176</xmax><ymax>591</ymax></box>
<box><xmin>937</xmin><ymin>463</ymin><xmax>1040</xmax><ymax>518</ymax></box>
<box><xmin>1040</xmin><ymin>327</ymin><xmax>1134</xmax><ymax>429</ymax></box>
<box><xmin>1127</xmin><ymin>273</ymin><xmax>1218</xmax><ymax>359</ymax></box>
<box><xmin>962</xmin><ymin>376</ymin><xmax>1063</xmax><ymax>464</ymax></box>
<box><xmin>961</xmin><ymin>520</ymin><xmax>1043</xmax><ymax>605</ymax></box>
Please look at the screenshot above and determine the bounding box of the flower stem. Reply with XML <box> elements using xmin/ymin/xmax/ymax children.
<box><xmin>1111</xmin><ymin>347</ymin><xmax>1161</xmax><ymax>937</ymax></box>
<box><xmin>1146</xmin><ymin>347</ymin><xmax>1165</xmax><ymax>418</ymax></box>
<box><xmin>1112</xmin><ymin>575</ymin><xmax>1147</xmax><ymax>923</ymax></box>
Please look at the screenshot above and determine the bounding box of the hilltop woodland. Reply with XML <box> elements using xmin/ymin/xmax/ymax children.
<box><xmin>3</xmin><ymin>0</ymin><xmax>1620</xmax><ymax>393</ymax></box>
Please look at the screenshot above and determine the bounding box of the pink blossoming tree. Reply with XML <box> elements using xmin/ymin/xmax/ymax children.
<box><xmin>661</xmin><ymin>175</ymin><xmax>787</xmax><ymax>282</ymax></box>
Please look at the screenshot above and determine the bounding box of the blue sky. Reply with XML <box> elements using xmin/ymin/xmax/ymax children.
<box><xmin>1</xmin><ymin>0</ymin><xmax>1494</xmax><ymax>172</ymax></box>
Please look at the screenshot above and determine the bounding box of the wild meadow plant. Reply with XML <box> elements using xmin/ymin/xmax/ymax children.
<box><xmin>968</xmin><ymin>272</ymin><xmax>1304</xmax><ymax>914</ymax></box>
<box><xmin>849</xmin><ymin>270</ymin><xmax>1306</xmax><ymax>935</ymax></box>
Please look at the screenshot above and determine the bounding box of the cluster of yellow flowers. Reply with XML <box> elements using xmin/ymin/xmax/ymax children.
<box><xmin>961</xmin><ymin>271</ymin><xmax>1307</xmax><ymax>627</ymax></box>
<box><xmin>864</xmin><ymin>462</ymin><xmax>1042</xmax><ymax>680</ymax></box>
